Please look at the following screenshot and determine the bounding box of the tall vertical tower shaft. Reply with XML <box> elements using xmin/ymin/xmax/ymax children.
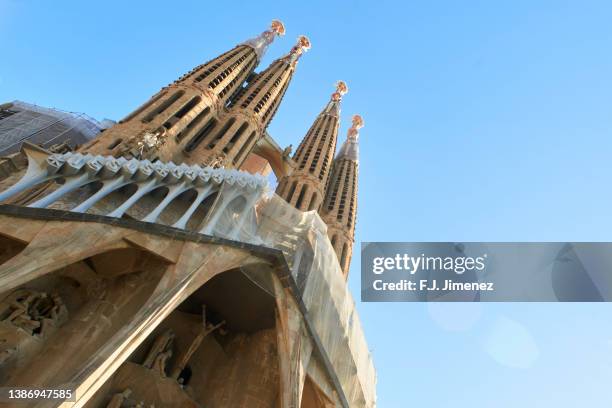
<box><xmin>321</xmin><ymin>115</ymin><xmax>364</xmax><ymax>278</ymax></box>
<box><xmin>276</xmin><ymin>81</ymin><xmax>347</xmax><ymax>212</ymax></box>
<box><xmin>183</xmin><ymin>36</ymin><xmax>311</xmax><ymax>168</ymax></box>
<box><xmin>80</xmin><ymin>20</ymin><xmax>285</xmax><ymax>162</ymax></box>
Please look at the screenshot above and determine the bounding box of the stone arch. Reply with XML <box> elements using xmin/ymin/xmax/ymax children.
<box><xmin>0</xmin><ymin>244</ymin><xmax>169</xmax><ymax>388</ymax></box>
<box><xmin>89</xmin><ymin>261</ymin><xmax>281</xmax><ymax>408</ymax></box>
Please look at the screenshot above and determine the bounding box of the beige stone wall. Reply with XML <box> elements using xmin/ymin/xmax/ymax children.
<box><xmin>0</xmin><ymin>215</ymin><xmax>340</xmax><ymax>407</ymax></box>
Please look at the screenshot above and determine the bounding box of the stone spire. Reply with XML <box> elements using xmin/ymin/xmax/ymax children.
<box><xmin>242</xmin><ymin>20</ymin><xmax>286</xmax><ymax>61</ymax></box>
<box><xmin>336</xmin><ymin>113</ymin><xmax>362</xmax><ymax>161</ymax></box>
<box><xmin>276</xmin><ymin>82</ymin><xmax>347</xmax><ymax>212</ymax></box>
<box><xmin>279</xmin><ymin>35</ymin><xmax>311</xmax><ymax>66</ymax></box>
<box><xmin>80</xmin><ymin>21</ymin><xmax>285</xmax><ymax>163</ymax></box>
<box><xmin>324</xmin><ymin>80</ymin><xmax>348</xmax><ymax>116</ymax></box>
<box><xmin>183</xmin><ymin>36</ymin><xmax>311</xmax><ymax>168</ymax></box>
<box><xmin>321</xmin><ymin>115</ymin><xmax>364</xmax><ymax>279</ymax></box>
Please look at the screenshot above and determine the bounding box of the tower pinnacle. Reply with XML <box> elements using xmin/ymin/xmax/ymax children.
<box><xmin>80</xmin><ymin>22</ymin><xmax>285</xmax><ymax>162</ymax></box>
<box><xmin>182</xmin><ymin>35</ymin><xmax>310</xmax><ymax>167</ymax></box>
<box><xmin>276</xmin><ymin>82</ymin><xmax>347</xmax><ymax>212</ymax></box>
<box><xmin>242</xmin><ymin>20</ymin><xmax>286</xmax><ymax>61</ymax></box>
<box><xmin>332</xmin><ymin>81</ymin><xmax>349</xmax><ymax>101</ymax></box>
<box><xmin>337</xmin><ymin>114</ymin><xmax>363</xmax><ymax>161</ymax></box>
<box><xmin>321</xmin><ymin>114</ymin><xmax>364</xmax><ymax>278</ymax></box>
<box><xmin>348</xmin><ymin>114</ymin><xmax>364</xmax><ymax>138</ymax></box>
<box><xmin>282</xmin><ymin>35</ymin><xmax>311</xmax><ymax>66</ymax></box>
<box><xmin>325</xmin><ymin>80</ymin><xmax>348</xmax><ymax>115</ymax></box>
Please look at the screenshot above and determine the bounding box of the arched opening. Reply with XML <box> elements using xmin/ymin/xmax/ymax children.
<box><xmin>207</xmin><ymin>118</ymin><xmax>236</xmax><ymax>149</ymax></box>
<box><xmin>295</xmin><ymin>184</ymin><xmax>308</xmax><ymax>210</ymax></box>
<box><xmin>340</xmin><ymin>243</ymin><xmax>348</xmax><ymax>270</ymax></box>
<box><xmin>124</xmin><ymin>186</ymin><xmax>170</xmax><ymax>221</ymax></box>
<box><xmin>233</xmin><ymin>131</ymin><xmax>257</xmax><ymax>165</ymax></box>
<box><xmin>307</xmin><ymin>191</ymin><xmax>318</xmax><ymax>211</ymax></box>
<box><xmin>91</xmin><ymin>266</ymin><xmax>280</xmax><ymax>408</ymax></box>
<box><xmin>142</xmin><ymin>90</ymin><xmax>185</xmax><ymax>123</ymax></box>
<box><xmin>162</xmin><ymin>96</ymin><xmax>202</xmax><ymax>130</ymax></box>
<box><xmin>185</xmin><ymin>191</ymin><xmax>219</xmax><ymax>231</ymax></box>
<box><xmin>90</xmin><ymin>183</ymin><xmax>139</xmax><ymax>216</ymax></box>
<box><xmin>184</xmin><ymin>117</ymin><xmax>218</xmax><ymax>153</ymax></box>
<box><xmin>121</xmin><ymin>91</ymin><xmax>167</xmax><ymax>123</ymax></box>
<box><xmin>46</xmin><ymin>180</ymin><xmax>105</xmax><ymax>212</ymax></box>
<box><xmin>176</xmin><ymin>107</ymin><xmax>210</xmax><ymax>142</ymax></box>
<box><xmin>154</xmin><ymin>188</ymin><xmax>198</xmax><ymax>226</ymax></box>
<box><xmin>286</xmin><ymin>180</ymin><xmax>298</xmax><ymax>203</ymax></box>
<box><xmin>222</xmin><ymin>121</ymin><xmax>248</xmax><ymax>154</ymax></box>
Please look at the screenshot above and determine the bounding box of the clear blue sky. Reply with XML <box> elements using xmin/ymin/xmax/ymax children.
<box><xmin>3</xmin><ymin>1</ymin><xmax>612</xmax><ymax>406</ymax></box>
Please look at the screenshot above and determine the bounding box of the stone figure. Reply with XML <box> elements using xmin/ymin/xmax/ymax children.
<box><xmin>143</xmin><ymin>329</ymin><xmax>175</xmax><ymax>377</ymax></box>
<box><xmin>106</xmin><ymin>388</ymin><xmax>132</xmax><ymax>408</ymax></box>
<box><xmin>282</xmin><ymin>144</ymin><xmax>293</xmax><ymax>159</ymax></box>
<box><xmin>1</xmin><ymin>290</ymin><xmax>68</xmax><ymax>336</ymax></box>
<box><xmin>203</xmin><ymin>153</ymin><xmax>227</xmax><ymax>169</ymax></box>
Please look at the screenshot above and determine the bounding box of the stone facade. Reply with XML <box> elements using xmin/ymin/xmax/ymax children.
<box><xmin>0</xmin><ymin>21</ymin><xmax>374</xmax><ymax>407</ymax></box>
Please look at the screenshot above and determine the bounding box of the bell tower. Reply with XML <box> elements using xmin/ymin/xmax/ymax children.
<box><xmin>81</xmin><ymin>20</ymin><xmax>285</xmax><ymax>162</ymax></box>
<box><xmin>182</xmin><ymin>36</ymin><xmax>311</xmax><ymax>168</ymax></box>
<box><xmin>321</xmin><ymin>114</ymin><xmax>364</xmax><ymax>278</ymax></box>
<box><xmin>276</xmin><ymin>81</ymin><xmax>347</xmax><ymax>212</ymax></box>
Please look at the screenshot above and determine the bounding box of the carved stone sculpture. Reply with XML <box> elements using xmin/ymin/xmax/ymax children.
<box><xmin>106</xmin><ymin>388</ymin><xmax>132</xmax><ymax>408</ymax></box>
<box><xmin>143</xmin><ymin>329</ymin><xmax>175</xmax><ymax>377</ymax></box>
<box><xmin>282</xmin><ymin>144</ymin><xmax>293</xmax><ymax>159</ymax></box>
<box><xmin>0</xmin><ymin>289</ymin><xmax>68</xmax><ymax>336</ymax></box>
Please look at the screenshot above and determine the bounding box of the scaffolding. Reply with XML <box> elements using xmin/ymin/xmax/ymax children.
<box><xmin>0</xmin><ymin>101</ymin><xmax>107</xmax><ymax>156</ymax></box>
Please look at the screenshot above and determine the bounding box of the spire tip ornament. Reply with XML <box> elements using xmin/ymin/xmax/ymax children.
<box><xmin>270</xmin><ymin>20</ymin><xmax>286</xmax><ymax>36</ymax></box>
<box><xmin>243</xmin><ymin>20</ymin><xmax>286</xmax><ymax>60</ymax></box>
<box><xmin>336</xmin><ymin>114</ymin><xmax>363</xmax><ymax>160</ymax></box>
<box><xmin>284</xmin><ymin>35</ymin><xmax>311</xmax><ymax>65</ymax></box>
<box><xmin>331</xmin><ymin>80</ymin><xmax>348</xmax><ymax>101</ymax></box>
<box><xmin>297</xmin><ymin>35</ymin><xmax>311</xmax><ymax>51</ymax></box>
<box><xmin>348</xmin><ymin>114</ymin><xmax>364</xmax><ymax>140</ymax></box>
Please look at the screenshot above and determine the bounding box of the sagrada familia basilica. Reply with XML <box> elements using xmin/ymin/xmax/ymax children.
<box><xmin>0</xmin><ymin>20</ymin><xmax>375</xmax><ymax>407</ymax></box>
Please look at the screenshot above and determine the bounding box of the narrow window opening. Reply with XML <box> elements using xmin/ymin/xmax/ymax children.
<box><xmin>176</xmin><ymin>106</ymin><xmax>210</xmax><ymax>142</ymax></box>
<box><xmin>185</xmin><ymin>118</ymin><xmax>217</xmax><ymax>153</ymax></box>
<box><xmin>233</xmin><ymin>131</ymin><xmax>256</xmax><ymax>165</ymax></box>
<box><xmin>142</xmin><ymin>90</ymin><xmax>185</xmax><ymax>123</ymax></box>
<box><xmin>340</xmin><ymin>243</ymin><xmax>348</xmax><ymax>268</ymax></box>
<box><xmin>163</xmin><ymin>96</ymin><xmax>201</xmax><ymax>130</ymax></box>
<box><xmin>223</xmin><ymin>122</ymin><xmax>249</xmax><ymax>153</ymax></box>
<box><xmin>121</xmin><ymin>91</ymin><xmax>167</xmax><ymax>123</ymax></box>
<box><xmin>208</xmin><ymin>118</ymin><xmax>236</xmax><ymax>149</ymax></box>
<box><xmin>107</xmin><ymin>138</ymin><xmax>123</xmax><ymax>150</ymax></box>
<box><xmin>307</xmin><ymin>193</ymin><xmax>318</xmax><ymax>211</ymax></box>
<box><xmin>295</xmin><ymin>184</ymin><xmax>307</xmax><ymax>210</ymax></box>
<box><xmin>286</xmin><ymin>181</ymin><xmax>298</xmax><ymax>203</ymax></box>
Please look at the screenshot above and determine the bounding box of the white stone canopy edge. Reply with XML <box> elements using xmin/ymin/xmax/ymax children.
<box><xmin>0</xmin><ymin>146</ymin><xmax>268</xmax><ymax>231</ymax></box>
